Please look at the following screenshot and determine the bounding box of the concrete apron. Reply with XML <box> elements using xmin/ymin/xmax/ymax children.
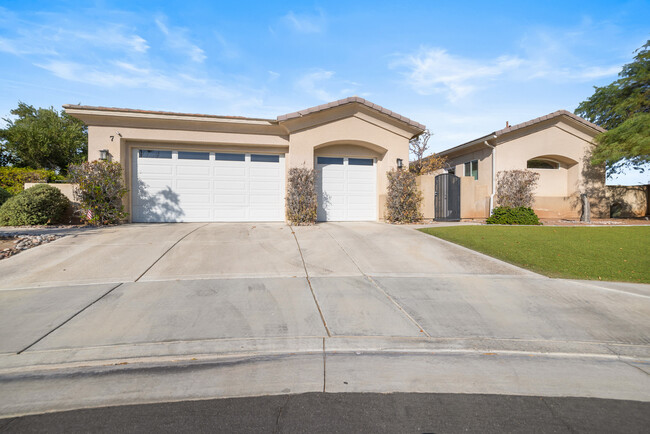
<box><xmin>0</xmin><ymin>336</ymin><xmax>649</xmax><ymax>417</ymax></box>
<box><xmin>1</xmin><ymin>222</ymin><xmax>649</xmax><ymax>416</ymax></box>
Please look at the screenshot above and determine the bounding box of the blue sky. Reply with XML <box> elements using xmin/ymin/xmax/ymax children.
<box><xmin>1</xmin><ymin>0</ymin><xmax>648</xmax><ymax>184</ymax></box>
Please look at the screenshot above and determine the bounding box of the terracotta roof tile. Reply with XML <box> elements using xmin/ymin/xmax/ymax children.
<box><xmin>276</xmin><ymin>96</ymin><xmax>426</xmax><ymax>130</ymax></box>
<box><xmin>494</xmin><ymin>109</ymin><xmax>605</xmax><ymax>136</ymax></box>
<box><xmin>438</xmin><ymin>109</ymin><xmax>605</xmax><ymax>157</ymax></box>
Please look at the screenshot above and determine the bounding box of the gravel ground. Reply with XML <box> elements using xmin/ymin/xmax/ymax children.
<box><xmin>0</xmin><ymin>234</ymin><xmax>64</xmax><ymax>260</ymax></box>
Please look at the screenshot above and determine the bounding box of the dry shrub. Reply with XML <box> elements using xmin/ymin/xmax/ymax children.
<box><xmin>68</xmin><ymin>161</ymin><xmax>128</xmax><ymax>225</ymax></box>
<box><xmin>385</xmin><ymin>168</ymin><xmax>422</xmax><ymax>223</ymax></box>
<box><xmin>286</xmin><ymin>167</ymin><xmax>317</xmax><ymax>225</ymax></box>
<box><xmin>496</xmin><ymin>170</ymin><xmax>540</xmax><ymax>208</ymax></box>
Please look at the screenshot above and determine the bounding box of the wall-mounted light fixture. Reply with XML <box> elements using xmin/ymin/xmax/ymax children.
<box><xmin>99</xmin><ymin>149</ymin><xmax>109</xmax><ymax>161</ymax></box>
<box><xmin>396</xmin><ymin>158</ymin><xmax>403</xmax><ymax>169</ymax></box>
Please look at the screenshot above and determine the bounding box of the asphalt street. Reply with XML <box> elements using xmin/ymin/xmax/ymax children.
<box><xmin>1</xmin><ymin>393</ymin><xmax>648</xmax><ymax>433</ymax></box>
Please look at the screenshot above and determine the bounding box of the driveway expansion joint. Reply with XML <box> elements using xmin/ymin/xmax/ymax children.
<box><xmin>289</xmin><ymin>225</ymin><xmax>331</xmax><ymax>337</ymax></box>
<box><xmin>16</xmin><ymin>282</ymin><xmax>124</xmax><ymax>355</ymax></box>
<box><xmin>321</xmin><ymin>226</ymin><xmax>431</xmax><ymax>337</ymax></box>
<box><xmin>134</xmin><ymin>223</ymin><xmax>208</xmax><ymax>282</ymax></box>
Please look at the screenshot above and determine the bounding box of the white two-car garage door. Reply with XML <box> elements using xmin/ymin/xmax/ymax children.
<box><xmin>132</xmin><ymin>149</ymin><xmax>285</xmax><ymax>222</ymax></box>
<box><xmin>316</xmin><ymin>157</ymin><xmax>376</xmax><ymax>221</ymax></box>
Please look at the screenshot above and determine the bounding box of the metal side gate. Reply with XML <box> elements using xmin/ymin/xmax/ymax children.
<box><xmin>434</xmin><ymin>173</ymin><xmax>460</xmax><ymax>221</ymax></box>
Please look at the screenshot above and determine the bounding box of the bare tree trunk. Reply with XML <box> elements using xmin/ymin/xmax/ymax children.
<box><xmin>580</xmin><ymin>193</ymin><xmax>591</xmax><ymax>222</ymax></box>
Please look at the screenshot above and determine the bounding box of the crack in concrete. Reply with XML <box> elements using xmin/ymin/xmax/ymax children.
<box><xmin>273</xmin><ymin>394</ymin><xmax>291</xmax><ymax>434</ymax></box>
<box><xmin>289</xmin><ymin>225</ymin><xmax>331</xmax><ymax>337</ymax></box>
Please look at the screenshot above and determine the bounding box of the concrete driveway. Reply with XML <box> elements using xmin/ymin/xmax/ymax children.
<box><xmin>0</xmin><ymin>222</ymin><xmax>649</xmax><ymax>416</ymax></box>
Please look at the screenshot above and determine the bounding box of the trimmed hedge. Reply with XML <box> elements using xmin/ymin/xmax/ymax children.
<box><xmin>0</xmin><ymin>167</ymin><xmax>65</xmax><ymax>195</ymax></box>
<box><xmin>0</xmin><ymin>186</ymin><xmax>11</xmax><ymax>206</ymax></box>
<box><xmin>0</xmin><ymin>184</ymin><xmax>70</xmax><ymax>226</ymax></box>
<box><xmin>486</xmin><ymin>206</ymin><xmax>541</xmax><ymax>225</ymax></box>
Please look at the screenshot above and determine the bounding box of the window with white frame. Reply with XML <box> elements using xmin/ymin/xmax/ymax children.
<box><xmin>464</xmin><ymin>160</ymin><xmax>478</xmax><ymax>180</ymax></box>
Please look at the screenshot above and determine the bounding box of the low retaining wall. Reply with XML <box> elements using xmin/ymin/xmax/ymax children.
<box><xmin>607</xmin><ymin>185</ymin><xmax>648</xmax><ymax>217</ymax></box>
<box><xmin>24</xmin><ymin>182</ymin><xmax>76</xmax><ymax>202</ymax></box>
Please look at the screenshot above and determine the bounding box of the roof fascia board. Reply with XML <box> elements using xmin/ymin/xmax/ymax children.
<box><xmin>64</xmin><ymin>106</ymin><xmax>277</xmax><ymax>127</ymax></box>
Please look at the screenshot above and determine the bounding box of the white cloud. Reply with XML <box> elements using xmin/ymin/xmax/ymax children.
<box><xmin>282</xmin><ymin>9</ymin><xmax>326</xmax><ymax>33</ymax></box>
<box><xmin>296</xmin><ymin>70</ymin><xmax>336</xmax><ymax>101</ymax></box>
<box><xmin>155</xmin><ymin>16</ymin><xmax>206</xmax><ymax>63</ymax></box>
<box><xmin>295</xmin><ymin>70</ymin><xmax>361</xmax><ymax>102</ymax></box>
<box><xmin>35</xmin><ymin>59</ymin><xmax>236</xmax><ymax>100</ymax></box>
<box><xmin>392</xmin><ymin>47</ymin><xmax>523</xmax><ymax>101</ymax></box>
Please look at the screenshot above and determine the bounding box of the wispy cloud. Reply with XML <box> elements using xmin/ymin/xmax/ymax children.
<box><xmin>296</xmin><ymin>70</ymin><xmax>336</xmax><ymax>101</ymax></box>
<box><xmin>282</xmin><ymin>9</ymin><xmax>326</xmax><ymax>33</ymax></box>
<box><xmin>295</xmin><ymin>69</ymin><xmax>360</xmax><ymax>102</ymax></box>
<box><xmin>392</xmin><ymin>38</ymin><xmax>622</xmax><ymax>102</ymax></box>
<box><xmin>391</xmin><ymin>47</ymin><xmax>523</xmax><ymax>101</ymax></box>
<box><xmin>155</xmin><ymin>15</ymin><xmax>206</xmax><ymax>63</ymax></box>
<box><xmin>35</xmin><ymin>59</ymin><xmax>237</xmax><ymax>101</ymax></box>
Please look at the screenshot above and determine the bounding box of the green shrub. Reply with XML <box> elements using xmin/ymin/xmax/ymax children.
<box><xmin>0</xmin><ymin>167</ymin><xmax>65</xmax><ymax>195</ymax></box>
<box><xmin>0</xmin><ymin>184</ymin><xmax>70</xmax><ymax>226</ymax></box>
<box><xmin>486</xmin><ymin>206</ymin><xmax>541</xmax><ymax>225</ymax></box>
<box><xmin>385</xmin><ymin>168</ymin><xmax>423</xmax><ymax>223</ymax></box>
<box><xmin>0</xmin><ymin>186</ymin><xmax>11</xmax><ymax>206</ymax></box>
<box><xmin>286</xmin><ymin>167</ymin><xmax>318</xmax><ymax>225</ymax></box>
<box><xmin>68</xmin><ymin>161</ymin><xmax>128</xmax><ymax>225</ymax></box>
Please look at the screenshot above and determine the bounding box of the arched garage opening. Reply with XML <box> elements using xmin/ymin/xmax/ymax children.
<box><xmin>314</xmin><ymin>142</ymin><xmax>385</xmax><ymax>221</ymax></box>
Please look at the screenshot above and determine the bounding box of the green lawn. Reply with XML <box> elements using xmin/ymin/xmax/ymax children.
<box><xmin>419</xmin><ymin>226</ymin><xmax>650</xmax><ymax>283</ymax></box>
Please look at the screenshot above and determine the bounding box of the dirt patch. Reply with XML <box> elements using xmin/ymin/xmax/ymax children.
<box><xmin>0</xmin><ymin>237</ymin><xmax>16</xmax><ymax>250</ymax></box>
<box><xmin>541</xmin><ymin>218</ymin><xmax>650</xmax><ymax>226</ymax></box>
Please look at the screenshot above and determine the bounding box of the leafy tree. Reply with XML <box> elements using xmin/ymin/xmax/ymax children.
<box><xmin>0</xmin><ymin>102</ymin><xmax>87</xmax><ymax>174</ymax></box>
<box><xmin>575</xmin><ymin>41</ymin><xmax>650</xmax><ymax>176</ymax></box>
<box><xmin>409</xmin><ymin>129</ymin><xmax>448</xmax><ymax>175</ymax></box>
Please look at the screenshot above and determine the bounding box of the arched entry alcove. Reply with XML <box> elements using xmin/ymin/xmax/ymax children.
<box><xmin>314</xmin><ymin>142</ymin><xmax>386</xmax><ymax>221</ymax></box>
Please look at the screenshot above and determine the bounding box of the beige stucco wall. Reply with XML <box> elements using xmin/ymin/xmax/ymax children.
<box><xmin>446</xmin><ymin>146</ymin><xmax>492</xmax><ymax>190</ymax></box>
<box><xmin>283</xmin><ymin>106</ymin><xmax>412</xmax><ymax>220</ymax></box>
<box><xmin>607</xmin><ymin>185</ymin><xmax>648</xmax><ymax>217</ymax></box>
<box><xmin>68</xmin><ymin>103</ymin><xmax>420</xmax><ymax>222</ymax></box>
<box><xmin>496</xmin><ymin>119</ymin><xmax>607</xmax><ymax>218</ymax></box>
<box><xmin>417</xmin><ymin>175</ymin><xmax>435</xmax><ymax>219</ymax></box>
<box><xmin>24</xmin><ymin>182</ymin><xmax>76</xmax><ymax>202</ymax></box>
<box><xmin>460</xmin><ymin>177</ymin><xmax>489</xmax><ymax>219</ymax></box>
<box><xmin>440</xmin><ymin>117</ymin><xmax>607</xmax><ymax>219</ymax></box>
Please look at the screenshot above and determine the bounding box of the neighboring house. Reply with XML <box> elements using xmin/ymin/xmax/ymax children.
<box><xmin>65</xmin><ymin>97</ymin><xmax>424</xmax><ymax>223</ymax></box>
<box><xmin>436</xmin><ymin>110</ymin><xmax>608</xmax><ymax>219</ymax></box>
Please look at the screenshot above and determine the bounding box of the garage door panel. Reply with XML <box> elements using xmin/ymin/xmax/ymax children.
<box><xmin>214</xmin><ymin>194</ymin><xmax>246</xmax><ymax>205</ymax></box>
<box><xmin>249</xmin><ymin>181</ymin><xmax>281</xmax><ymax>191</ymax></box>
<box><xmin>177</xmin><ymin>165</ymin><xmax>210</xmax><ymax>176</ymax></box>
<box><xmin>317</xmin><ymin>157</ymin><xmax>376</xmax><ymax>221</ymax></box>
<box><xmin>176</xmin><ymin>179</ymin><xmax>211</xmax><ymax>190</ymax></box>
<box><xmin>134</xmin><ymin>149</ymin><xmax>284</xmax><ymax>223</ymax></box>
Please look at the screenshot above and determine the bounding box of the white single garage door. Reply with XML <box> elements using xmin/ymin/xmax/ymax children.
<box><xmin>132</xmin><ymin>149</ymin><xmax>285</xmax><ymax>222</ymax></box>
<box><xmin>316</xmin><ymin>156</ymin><xmax>376</xmax><ymax>221</ymax></box>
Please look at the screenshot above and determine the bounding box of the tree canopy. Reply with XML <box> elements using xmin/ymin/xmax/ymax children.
<box><xmin>0</xmin><ymin>102</ymin><xmax>87</xmax><ymax>174</ymax></box>
<box><xmin>409</xmin><ymin>129</ymin><xmax>448</xmax><ymax>175</ymax></box>
<box><xmin>575</xmin><ymin>41</ymin><xmax>650</xmax><ymax>176</ymax></box>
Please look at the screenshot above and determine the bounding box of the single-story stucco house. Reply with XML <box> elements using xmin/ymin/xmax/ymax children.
<box><xmin>434</xmin><ymin>110</ymin><xmax>609</xmax><ymax>219</ymax></box>
<box><xmin>64</xmin><ymin>97</ymin><xmax>424</xmax><ymax>223</ymax></box>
